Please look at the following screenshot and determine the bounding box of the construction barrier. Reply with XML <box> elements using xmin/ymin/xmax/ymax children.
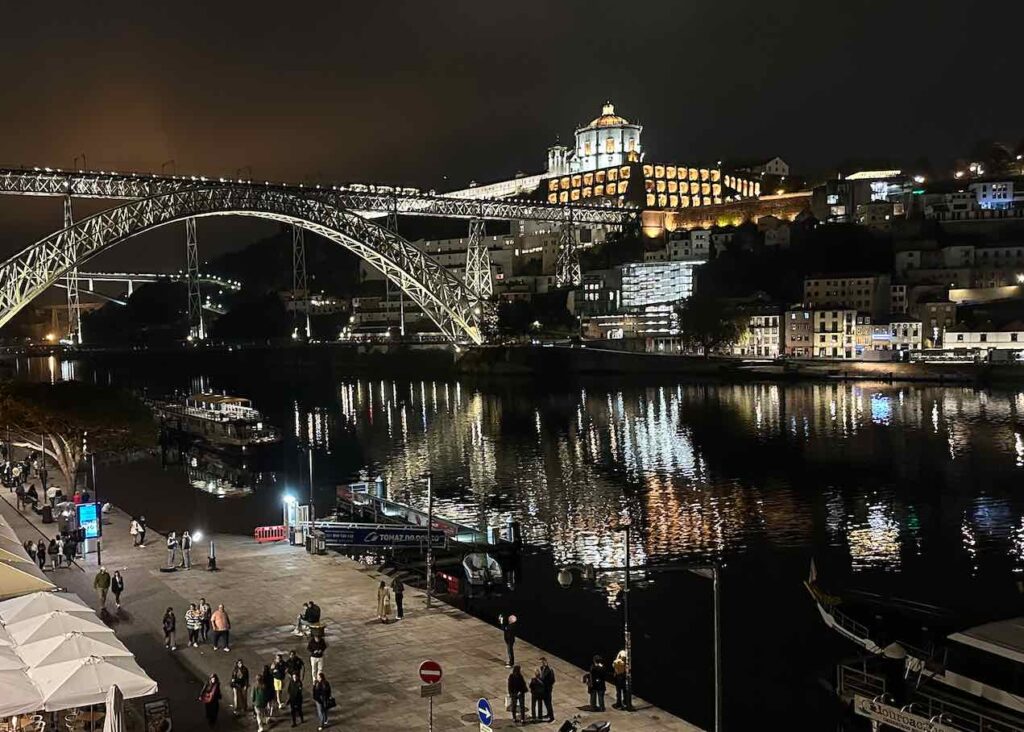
<box><xmin>437</xmin><ymin>570</ymin><xmax>460</xmax><ymax>595</ymax></box>
<box><xmin>254</xmin><ymin>525</ymin><xmax>287</xmax><ymax>543</ymax></box>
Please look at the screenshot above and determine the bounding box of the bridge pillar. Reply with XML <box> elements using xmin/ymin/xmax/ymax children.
<box><xmin>185</xmin><ymin>217</ymin><xmax>206</xmax><ymax>340</ymax></box>
<box><xmin>291</xmin><ymin>225</ymin><xmax>311</xmax><ymax>340</ymax></box>
<box><xmin>555</xmin><ymin>211</ymin><xmax>581</xmax><ymax>288</ymax></box>
<box><xmin>63</xmin><ymin>195</ymin><xmax>83</xmax><ymax>344</ymax></box>
<box><xmin>464</xmin><ymin>217</ymin><xmax>492</xmax><ymax>303</ymax></box>
<box><xmin>385</xmin><ymin>196</ymin><xmax>405</xmax><ymax>338</ymax></box>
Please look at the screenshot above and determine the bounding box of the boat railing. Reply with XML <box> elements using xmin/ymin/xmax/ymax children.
<box><xmin>909</xmin><ymin>685</ymin><xmax>1024</xmax><ymax>732</ymax></box>
<box><xmin>838</xmin><ymin>662</ymin><xmax>886</xmax><ymax>701</ymax></box>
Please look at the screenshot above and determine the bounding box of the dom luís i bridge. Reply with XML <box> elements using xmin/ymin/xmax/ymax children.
<box><xmin>0</xmin><ymin>167</ymin><xmax>637</xmax><ymax>345</ymax></box>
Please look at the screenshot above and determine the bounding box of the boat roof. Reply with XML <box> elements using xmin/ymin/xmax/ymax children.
<box><xmin>188</xmin><ymin>394</ymin><xmax>251</xmax><ymax>405</ymax></box>
<box><xmin>949</xmin><ymin>618</ymin><xmax>1024</xmax><ymax>664</ymax></box>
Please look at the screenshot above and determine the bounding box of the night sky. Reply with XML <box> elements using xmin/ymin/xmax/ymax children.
<box><xmin>1</xmin><ymin>0</ymin><xmax>1022</xmax><ymax>270</ymax></box>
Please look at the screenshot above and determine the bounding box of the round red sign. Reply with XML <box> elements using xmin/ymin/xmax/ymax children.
<box><xmin>419</xmin><ymin>659</ymin><xmax>443</xmax><ymax>684</ymax></box>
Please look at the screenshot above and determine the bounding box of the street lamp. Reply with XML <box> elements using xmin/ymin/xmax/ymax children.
<box><xmin>421</xmin><ymin>472</ymin><xmax>434</xmax><ymax>608</ymax></box>
<box><xmin>610</xmin><ymin>520</ymin><xmax>635</xmax><ymax>711</ymax></box>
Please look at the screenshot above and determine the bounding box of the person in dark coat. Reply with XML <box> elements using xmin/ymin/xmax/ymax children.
<box><xmin>539</xmin><ymin>657</ymin><xmax>556</xmax><ymax>721</ymax></box>
<box><xmin>585</xmin><ymin>655</ymin><xmax>607</xmax><ymax>712</ymax></box>
<box><xmin>499</xmin><ymin>613</ymin><xmax>517</xmax><ymax>667</ymax></box>
<box><xmin>312</xmin><ymin>672</ymin><xmax>332</xmax><ymax>730</ymax></box>
<box><xmin>62</xmin><ymin>534</ymin><xmax>75</xmax><ymax>566</ymax></box>
<box><xmin>287</xmin><ymin>671</ymin><xmax>304</xmax><ymax>726</ymax></box>
<box><xmin>392</xmin><ymin>577</ymin><xmax>405</xmax><ymax>619</ymax></box>
<box><xmin>199</xmin><ymin>673</ymin><xmax>222</xmax><ymax>726</ymax></box>
<box><xmin>507</xmin><ymin>665</ymin><xmax>528</xmax><ymax>724</ymax></box>
<box><xmin>35</xmin><ymin>539</ymin><xmax>46</xmax><ymax>571</ymax></box>
<box><xmin>529</xmin><ymin>670</ymin><xmax>546</xmax><ymax>722</ymax></box>
<box><xmin>162</xmin><ymin>607</ymin><xmax>177</xmax><ymax>650</ymax></box>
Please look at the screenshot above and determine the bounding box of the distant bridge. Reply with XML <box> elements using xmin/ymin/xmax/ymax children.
<box><xmin>51</xmin><ymin>271</ymin><xmax>239</xmax><ymax>314</ymax></box>
<box><xmin>0</xmin><ymin>167</ymin><xmax>636</xmax><ymax>344</ymax></box>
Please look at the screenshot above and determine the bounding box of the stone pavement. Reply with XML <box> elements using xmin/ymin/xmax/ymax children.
<box><xmin>0</xmin><ymin>465</ymin><xmax>702</xmax><ymax>731</ymax></box>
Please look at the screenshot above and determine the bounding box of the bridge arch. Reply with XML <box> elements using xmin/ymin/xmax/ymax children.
<box><xmin>0</xmin><ymin>186</ymin><xmax>482</xmax><ymax>344</ymax></box>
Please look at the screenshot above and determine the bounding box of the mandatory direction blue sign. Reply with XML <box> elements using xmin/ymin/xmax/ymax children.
<box><xmin>477</xmin><ymin>698</ymin><xmax>492</xmax><ymax>725</ymax></box>
<box><xmin>319</xmin><ymin>525</ymin><xmax>446</xmax><ymax>549</ymax></box>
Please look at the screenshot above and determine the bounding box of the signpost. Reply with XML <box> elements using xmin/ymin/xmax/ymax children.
<box><xmin>853</xmin><ymin>695</ymin><xmax>958</xmax><ymax>732</ymax></box>
<box><xmin>419</xmin><ymin>660</ymin><xmax>443</xmax><ymax>731</ymax></box>
<box><xmin>477</xmin><ymin>698</ymin><xmax>493</xmax><ymax>732</ymax></box>
<box><xmin>315</xmin><ymin>524</ymin><xmax>446</xmax><ymax>549</ymax></box>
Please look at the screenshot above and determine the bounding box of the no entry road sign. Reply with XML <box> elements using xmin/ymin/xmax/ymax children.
<box><xmin>419</xmin><ymin>659</ymin><xmax>443</xmax><ymax>684</ymax></box>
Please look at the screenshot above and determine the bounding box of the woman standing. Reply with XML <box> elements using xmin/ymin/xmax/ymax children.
<box><xmin>162</xmin><ymin>607</ymin><xmax>177</xmax><ymax>651</ymax></box>
<box><xmin>376</xmin><ymin>580</ymin><xmax>392</xmax><ymax>623</ymax></box>
<box><xmin>111</xmin><ymin>571</ymin><xmax>125</xmax><ymax>609</ymax></box>
<box><xmin>35</xmin><ymin>539</ymin><xmax>45</xmax><ymax>571</ymax></box>
<box><xmin>271</xmin><ymin>652</ymin><xmax>288</xmax><ymax>711</ymax></box>
<box><xmin>312</xmin><ymin>672</ymin><xmax>332</xmax><ymax>730</ymax></box>
<box><xmin>287</xmin><ymin>671</ymin><xmax>304</xmax><ymax>726</ymax></box>
<box><xmin>230</xmin><ymin>659</ymin><xmax>249</xmax><ymax>715</ymax></box>
<box><xmin>199</xmin><ymin>673</ymin><xmax>222</xmax><ymax>726</ymax></box>
<box><xmin>185</xmin><ymin>602</ymin><xmax>202</xmax><ymax>647</ymax></box>
<box><xmin>612</xmin><ymin>649</ymin><xmax>631</xmax><ymax>710</ymax></box>
<box><xmin>507</xmin><ymin>665</ymin><xmax>528</xmax><ymax>724</ymax></box>
<box><xmin>585</xmin><ymin>655</ymin><xmax>607</xmax><ymax>712</ymax></box>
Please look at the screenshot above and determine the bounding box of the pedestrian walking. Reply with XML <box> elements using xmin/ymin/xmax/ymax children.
<box><xmin>138</xmin><ymin>515</ymin><xmax>147</xmax><ymax>547</ymax></box>
<box><xmin>38</xmin><ymin>465</ymin><xmax>47</xmax><ymax>491</ymax></box>
<box><xmin>54</xmin><ymin>535</ymin><xmax>64</xmax><ymax>568</ymax></box>
<box><xmin>14</xmin><ymin>483</ymin><xmax>24</xmax><ymax>510</ymax></box>
<box><xmin>46</xmin><ymin>483</ymin><xmax>58</xmax><ymax>508</ymax></box>
<box><xmin>93</xmin><ymin>566</ymin><xmax>111</xmax><ymax>608</ymax></box>
<box><xmin>199</xmin><ymin>673</ymin><xmax>222</xmax><ymax>727</ymax></box>
<box><xmin>35</xmin><ymin>539</ymin><xmax>45</xmax><ymax>571</ymax></box>
<box><xmin>308</xmin><ymin>633</ymin><xmax>326</xmax><ymax>680</ymax></box>
<box><xmin>529</xmin><ymin>670</ymin><xmax>545</xmax><ymax>723</ymax></box>
<box><xmin>612</xmin><ymin>649</ymin><xmax>632</xmax><ymax>710</ymax></box>
<box><xmin>312</xmin><ymin>672</ymin><xmax>332</xmax><ymax>730</ymax></box>
<box><xmin>251</xmin><ymin>668</ymin><xmax>270</xmax><ymax>731</ymax></box>
<box><xmin>230</xmin><ymin>659</ymin><xmax>249</xmax><ymax>715</ymax></box>
<box><xmin>287</xmin><ymin>672</ymin><xmax>304</xmax><ymax>727</ymax></box>
<box><xmin>47</xmin><ymin>537</ymin><xmax>59</xmax><ymax>570</ymax></box>
<box><xmin>507</xmin><ymin>664</ymin><xmax>527</xmax><ymax>724</ymax></box>
<box><xmin>199</xmin><ymin>597</ymin><xmax>212</xmax><ymax>642</ymax></box>
<box><xmin>62</xmin><ymin>534</ymin><xmax>75</xmax><ymax>566</ymax></box>
<box><xmin>539</xmin><ymin>657</ymin><xmax>556</xmax><ymax>721</ymax></box>
<box><xmin>129</xmin><ymin>518</ymin><xmax>141</xmax><ymax>546</ymax></box>
<box><xmin>181</xmin><ymin>529</ymin><xmax>193</xmax><ymax>569</ymax></box>
<box><xmin>285</xmin><ymin>650</ymin><xmax>305</xmax><ymax>683</ymax></box>
<box><xmin>260</xmin><ymin>664</ymin><xmax>275</xmax><ymax>719</ymax></box>
<box><xmin>376</xmin><ymin>580</ymin><xmax>392</xmax><ymax>623</ymax></box>
<box><xmin>111</xmin><ymin>570</ymin><xmax>125</xmax><ymax>609</ymax></box>
<box><xmin>211</xmin><ymin>604</ymin><xmax>231</xmax><ymax>652</ymax></box>
<box><xmin>392</xmin><ymin>577</ymin><xmax>405</xmax><ymax>619</ymax></box>
<box><xmin>162</xmin><ymin>607</ymin><xmax>177</xmax><ymax>650</ymax></box>
<box><xmin>585</xmin><ymin>655</ymin><xmax>607</xmax><ymax>712</ymax></box>
<box><xmin>166</xmin><ymin>531</ymin><xmax>179</xmax><ymax>568</ymax></box>
<box><xmin>272</xmin><ymin>653</ymin><xmax>288</xmax><ymax>710</ymax></box>
<box><xmin>499</xmin><ymin>613</ymin><xmax>518</xmax><ymax>667</ymax></box>
<box><xmin>25</xmin><ymin>540</ymin><xmax>35</xmax><ymax>563</ymax></box>
<box><xmin>186</xmin><ymin>603</ymin><xmax>203</xmax><ymax>647</ymax></box>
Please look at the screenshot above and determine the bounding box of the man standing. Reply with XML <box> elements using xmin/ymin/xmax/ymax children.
<box><xmin>211</xmin><ymin>604</ymin><xmax>231</xmax><ymax>652</ymax></box>
<box><xmin>94</xmin><ymin>566</ymin><xmax>111</xmax><ymax>608</ymax></box>
<box><xmin>285</xmin><ymin>650</ymin><xmax>305</xmax><ymax>682</ymax></box>
<box><xmin>166</xmin><ymin>531</ymin><xmax>178</xmax><ymax>568</ymax></box>
<box><xmin>539</xmin><ymin>656</ymin><xmax>556</xmax><ymax>722</ymax></box>
<box><xmin>392</xmin><ymin>577</ymin><xmax>405</xmax><ymax>620</ymax></box>
<box><xmin>308</xmin><ymin>633</ymin><xmax>327</xmax><ymax>680</ymax></box>
<box><xmin>181</xmin><ymin>530</ymin><xmax>192</xmax><ymax>569</ymax></box>
<box><xmin>499</xmin><ymin>613</ymin><xmax>518</xmax><ymax>667</ymax></box>
<box><xmin>137</xmin><ymin>516</ymin><xmax>147</xmax><ymax>547</ymax></box>
<box><xmin>38</xmin><ymin>465</ymin><xmax>47</xmax><ymax>492</ymax></box>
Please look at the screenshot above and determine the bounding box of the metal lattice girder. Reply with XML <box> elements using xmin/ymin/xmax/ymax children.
<box><xmin>556</xmin><ymin>217</ymin><xmax>581</xmax><ymax>288</ymax></box>
<box><xmin>62</xmin><ymin>195</ymin><xmax>82</xmax><ymax>343</ymax></box>
<box><xmin>292</xmin><ymin>225</ymin><xmax>310</xmax><ymax>339</ymax></box>
<box><xmin>185</xmin><ymin>218</ymin><xmax>205</xmax><ymax>340</ymax></box>
<box><xmin>464</xmin><ymin>217</ymin><xmax>492</xmax><ymax>301</ymax></box>
<box><xmin>0</xmin><ymin>168</ymin><xmax>635</xmax><ymax>226</ymax></box>
<box><xmin>0</xmin><ymin>186</ymin><xmax>483</xmax><ymax>344</ymax></box>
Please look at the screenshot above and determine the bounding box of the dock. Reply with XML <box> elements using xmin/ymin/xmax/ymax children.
<box><xmin>0</xmin><ymin>469</ymin><xmax>703</xmax><ymax>730</ymax></box>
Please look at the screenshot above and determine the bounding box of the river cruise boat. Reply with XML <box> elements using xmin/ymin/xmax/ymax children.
<box><xmin>806</xmin><ymin>563</ymin><xmax>1024</xmax><ymax>731</ymax></box>
<box><xmin>155</xmin><ymin>392</ymin><xmax>280</xmax><ymax>447</ymax></box>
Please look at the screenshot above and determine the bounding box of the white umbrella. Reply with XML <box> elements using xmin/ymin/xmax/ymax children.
<box><xmin>0</xmin><ymin>591</ymin><xmax>92</xmax><ymax>625</ymax></box>
<box><xmin>0</xmin><ymin>644</ymin><xmax>25</xmax><ymax>670</ymax></box>
<box><xmin>7</xmin><ymin>610</ymin><xmax>110</xmax><ymax>646</ymax></box>
<box><xmin>0</xmin><ymin>561</ymin><xmax>56</xmax><ymax>600</ymax></box>
<box><xmin>0</xmin><ymin>623</ymin><xmax>15</xmax><ymax>647</ymax></box>
<box><xmin>102</xmin><ymin>683</ymin><xmax>124</xmax><ymax>732</ymax></box>
<box><xmin>18</xmin><ymin>631</ymin><xmax>132</xmax><ymax>668</ymax></box>
<box><xmin>0</xmin><ymin>667</ymin><xmax>45</xmax><ymax>715</ymax></box>
<box><xmin>30</xmin><ymin>655</ymin><xmax>157</xmax><ymax>711</ymax></box>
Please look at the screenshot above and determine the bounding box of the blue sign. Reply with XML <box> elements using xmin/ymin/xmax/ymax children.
<box><xmin>477</xmin><ymin>698</ymin><xmax>492</xmax><ymax>726</ymax></box>
<box><xmin>77</xmin><ymin>502</ymin><xmax>99</xmax><ymax>539</ymax></box>
<box><xmin>318</xmin><ymin>525</ymin><xmax>446</xmax><ymax>548</ymax></box>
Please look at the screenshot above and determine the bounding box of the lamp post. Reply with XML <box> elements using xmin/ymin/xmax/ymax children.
<box><xmin>690</xmin><ymin>565</ymin><xmax>722</xmax><ymax>732</ymax></box>
<box><xmin>611</xmin><ymin>520</ymin><xmax>634</xmax><ymax>711</ymax></box>
<box><xmin>422</xmin><ymin>472</ymin><xmax>434</xmax><ymax>608</ymax></box>
<box><xmin>90</xmin><ymin>452</ymin><xmax>101</xmax><ymax>566</ymax></box>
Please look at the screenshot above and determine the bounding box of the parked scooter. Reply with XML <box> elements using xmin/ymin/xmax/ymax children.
<box><xmin>558</xmin><ymin>714</ymin><xmax>611</xmax><ymax>732</ymax></box>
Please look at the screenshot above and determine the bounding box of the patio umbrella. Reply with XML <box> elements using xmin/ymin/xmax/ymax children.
<box><xmin>6</xmin><ymin>609</ymin><xmax>110</xmax><ymax>645</ymax></box>
<box><xmin>0</xmin><ymin>644</ymin><xmax>26</xmax><ymax>670</ymax></box>
<box><xmin>30</xmin><ymin>655</ymin><xmax>157</xmax><ymax>711</ymax></box>
<box><xmin>0</xmin><ymin>667</ymin><xmax>45</xmax><ymax>715</ymax></box>
<box><xmin>0</xmin><ymin>560</ymin><xmax>56</xmax><ymax>601</ymax></box>
<box><xmin>0</xmin><ymin>546</ymin><xmax>33</xmax><ymax>564</ymax></box>
<box><xmin>0</xmin><ymin>591</ymin><xmax>92</xmax><ymax>625</ymax></box>
<box><xmin>102</xmin><ymin>684</ymin><xmax>124</xmax><ymax>732</ymax></box>
<box><xmin>17</xmin><ymin>631</ymin><xmax>132</xmax><ymax>668</ymax></box>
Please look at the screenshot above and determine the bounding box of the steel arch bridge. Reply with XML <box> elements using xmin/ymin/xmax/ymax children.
<box><xmin>0</xmin><ymin>185</ymin><xmax>486</xmax><ymax>344</ymax></box>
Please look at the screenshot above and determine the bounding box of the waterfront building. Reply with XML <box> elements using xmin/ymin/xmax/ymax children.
<box><xmin>811</xmin><ymin>169</ymin><xmax>910</xmax><ymax>223</ymax></box>
<box><xmin>891</xmin><ymin>284</ymin><xmax>908</xmax><ymax>314</ymax></box>
<box><xmin>916</xmin><ymin>299</ymin><xmax>958</xmax><ymax>347</ymax></box>
<box><xmin>803</xmin><ymin>274</ymin><xmax>892</xmax><ymax>319</ymax></box>
<box><xmin>785</xmin><ymin>307</ymin><xmax>814</xmax><ymax>357</ymax></box>
<box><xmin>620</xmin><ymin>261</ymin><xmax>700</xmax><ymax>309</ymax></box>
<box><xmin>576</xmin><ymin>269</ymin><xmax>622</xmax><ymax>316</ymax></box>
<box><xmin>812</xmin><ymin>309</ymin><xmax>866</xmax><ymax>359</ymax></box>
<box><xmin>869</xmin><ymin>320</ymin><xmax>924</xmax><ymax>352</ymax></box>
<box><xmin>944</xmin><ymin>327</ymin><xmax>1024</xmax><ymax>354</ymax></box>
<box><xmin>732</xmin><ymin>307</ymin><xmax>784</xmax><ymax>358</ymax></box>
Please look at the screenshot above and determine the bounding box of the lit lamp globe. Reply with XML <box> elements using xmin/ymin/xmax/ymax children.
<box><xmin>556</xmin><ymin>567</ymin><xmax>574</xmax><ymax>588</ymax></box>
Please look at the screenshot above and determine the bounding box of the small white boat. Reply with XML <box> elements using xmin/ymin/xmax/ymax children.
<box><xmin>462</xmin><ymin>552</ymin><xmax>503</xmax><ymax>586</ymax></box>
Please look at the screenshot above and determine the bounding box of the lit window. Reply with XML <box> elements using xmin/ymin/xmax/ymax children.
<box><xmin>605</xmin><ymin>138</ymin><xmax>615</xmax><ymax>154</ymax></box>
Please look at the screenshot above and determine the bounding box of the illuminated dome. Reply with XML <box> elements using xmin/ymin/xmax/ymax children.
<box><xmin>588</xmin><ymin>102</ymin><xmax>629</xmax><ymax>128</ymax></box>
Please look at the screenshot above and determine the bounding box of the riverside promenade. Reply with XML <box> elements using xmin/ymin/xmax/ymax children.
<box><xmin>0</xmin><ymin>476</ymin><xmax>702</xmax><ymax>731</ymax></box>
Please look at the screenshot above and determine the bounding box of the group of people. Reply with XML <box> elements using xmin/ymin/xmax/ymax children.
<box><xmin>165</xmin><ymin>530</ymin><xmax>197</xmax><ymax>569</ymax></box>
<box><xmin>24</xmin><ymin>533</ymin><xmax>79</xmax><ymax>570</ymax></box>
<box><xmin>160</xmin><ymin>598</ymin><xmax>232</xmax><ymax>651</ymax></box>
<box><xmin>506</xmin><ymin>658</ymin><xmax>557</xmax><ymax>724</ymax></box>
<box><xmin>2</xmin><ymin>449</ymin><xmax>45</xmax><ymax>491</ymax></box>
<box><xmin>374</xmin><ymin>577</ymin><xmax>405</xmax><ymax>622</ymax></box>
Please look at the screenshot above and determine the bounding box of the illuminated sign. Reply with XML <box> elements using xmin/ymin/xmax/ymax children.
<box><xmin>77</xmin><ymin>503</ymin><xmax>99</xmax><ymax>539</ymax></box>
<box><xmin>853</xmin><ymin>695</ymin><xmax>957</xmax><ymax>732</ymax></box>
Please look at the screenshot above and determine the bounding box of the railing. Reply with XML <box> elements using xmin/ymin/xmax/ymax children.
<box><xmin>838</xmin><ymin>663</ymin><xmax>886</xmax><ymax>700</ymax></box>
<box><xmin>254</xmin><ymin>525</ymin><xmax>287</xmax><ymax>543</ymax></box>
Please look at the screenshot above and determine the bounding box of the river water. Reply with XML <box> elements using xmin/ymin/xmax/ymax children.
<box><xmin>15</xmin><ymin>353</ymin><xmax>1024</xmax><ymax>729</ymax></box>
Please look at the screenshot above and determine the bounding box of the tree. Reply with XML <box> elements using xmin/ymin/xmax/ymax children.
<box><xmin>674</xmin><ymin>296</ymin><xmax>745</xmax><ymax>357</ymax></box>
<box><xmin>0</xmin><ymin>382</ymin><xmax>155</xmax><ymax>488</ymax></box>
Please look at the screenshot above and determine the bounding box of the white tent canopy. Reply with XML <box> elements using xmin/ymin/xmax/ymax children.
<box><xmin>0</xmin><ymin>644</ymin><xmax>25</xmax><ymax>671</ymax></box>
<box><xmin>7</xmin><ymin>610</ymin><xmax>110</xmax><ymax>646</ymax></box>
<box><xmin>0</xmin><ymin>561</ymin><xmax>55</xmax><ymax>601</ymax></box>
<box><xmin>30</xmin><ymin>655</ymin><xmax>158</xmax><ymax>712</ymax></box>
<box><xmin>0</xmin><ymin>591</ymin><xmax>92</xmax><ymax>625</ymax></box>
<box><xmin>0</xmin><ymin>668</ymin><xmax>46</xmax><ymax>716</ymax></box>
<box><xmin>18</xmin><ymin>632</ymin><xmax>132</xmax><ymax>669</ymax></box>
